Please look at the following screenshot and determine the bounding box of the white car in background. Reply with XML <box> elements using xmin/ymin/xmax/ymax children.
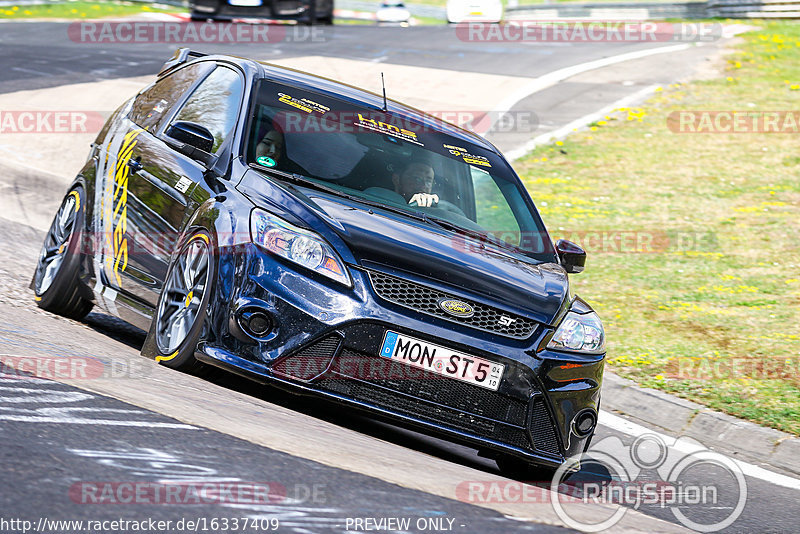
<box><xmin>446</xmin><ymin>0</ymin><xmax>503</xmax><ymax>23</ymax></box>
<box><xmin>376</xmin><ymin>0</ymin><xmax>411</xmax><ymax>23</ymax></box>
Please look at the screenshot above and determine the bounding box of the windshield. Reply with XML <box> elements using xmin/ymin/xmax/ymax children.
<box><xmin>245</xmin><ymin>79</ymin><xmax>555</xmax><ymax>261</ymax></box>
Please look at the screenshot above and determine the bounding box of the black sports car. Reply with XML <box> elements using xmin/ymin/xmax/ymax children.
<box><xmin>33</xmin><ymin>48</ymin><xmax>605</xmax><ymax>477</ymax></box>
<box><xmin>190</xmin><ymin>0</ymin><xmax>334</xmax><ymax>24</ymax></box>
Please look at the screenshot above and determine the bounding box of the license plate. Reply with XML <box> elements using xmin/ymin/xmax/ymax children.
<box><xmin>379</xmin><ymin>331</ymin><xmax>505</xmax><ymax>391</ymax></box>
<box><xmin>228</xmin><ymin>0</ymin><xmax>262</xmax><ymax>6</ymax></box>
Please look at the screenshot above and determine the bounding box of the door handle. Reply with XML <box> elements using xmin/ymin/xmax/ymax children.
<box><xmin>127</xmin><ymin>156</ymin><xmax>143</xmax><ymax>173</ymax></box>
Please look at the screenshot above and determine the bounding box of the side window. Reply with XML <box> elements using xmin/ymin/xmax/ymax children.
<box><xmin>471</xmin><ymin>166</ymin><xmax>521</xmax><ymax>246</ymax></box>
<box><xmin>172</xmin><ymin>66</ymin><xmax>244</xmax><ymax>153</ymax></box>
<box><xmin>129</xmin><ymin>62</ymin><xmax>213</xmax><ymax>132</ymax></box>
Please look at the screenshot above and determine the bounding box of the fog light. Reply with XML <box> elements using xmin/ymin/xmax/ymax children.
<box><xmin>238</xmin><ymin>309</ymin><xmax>273</xmax><ymax>338</ymax></box>
<box><xmin>573</xmin><ymin>410</ymin><xmax>597</xmax><ymax>437</ymax></box>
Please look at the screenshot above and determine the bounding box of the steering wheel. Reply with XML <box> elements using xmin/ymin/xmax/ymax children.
<box><xmin>435</xmin><ymin>199</ymin><xmax>467</xmax><ymax>218</ymax></box>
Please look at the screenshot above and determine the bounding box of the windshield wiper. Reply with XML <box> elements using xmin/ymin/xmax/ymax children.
<box><xmin>248</xmin><ymin>164</ymin><xmax>356</xmax><ymax>201</ymax></box>
<box><xmin>249</xmin><ymin>164</ymin><xmax>431</xmax><ymax>223</ymax></box>
<box><xmin>424</xmin><ymin>215</ymin><xmax>522</xmax><ymax>255</ymax></box>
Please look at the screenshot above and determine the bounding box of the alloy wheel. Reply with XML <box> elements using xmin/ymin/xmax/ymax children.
<box><xmin>155</xmin><ymin>237</ymin><xmax>210</xmax><ymax>354</ymax></box>
<box><xmin>34</xmin><ymin>192</ymin><xmax>78</xmax><ymax>294</ymax></box>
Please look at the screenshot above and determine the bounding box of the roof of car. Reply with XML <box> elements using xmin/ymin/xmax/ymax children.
<box><xmin>201</xmin><ymin>54</ymin><xmax>500</xmax><ymax>154</ymax></box>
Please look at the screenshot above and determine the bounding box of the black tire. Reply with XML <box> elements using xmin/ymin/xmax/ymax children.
<box><xmin>304</xmin><ymin>0</ymin><xmax>317</xmax><ymax>25</ymax></box>
<box><xmin>495</xmin><ymin>455</ymin><xmax>558</xmax><ymax>483</ymax></box>
<box><xmin>152</xmin><ymin>229</ymin><xmax>215</xmax><ymax>372</ymax></box>
<box><xmin>190</xmin><ymin>12</ymin><xmax>212</xmax><ymax>21</ymax></box>
<box><xmin>318</xmin><ymin>11</ymin><xmax>334</xmax><ymax>24</ymax></box>
<box><xmin>32</xmin><ymin>187</ymin><xmax>93</xmax><ymax>320</ymax></box>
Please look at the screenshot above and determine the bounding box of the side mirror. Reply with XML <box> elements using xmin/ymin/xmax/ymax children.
<box><xmin>555</xmin><ymin>239</ymin><xmax>586</xmax><ymax>274</ymax></box>
<box><xmin>164</xmin><ymin>121</ymin><xmax>216</xmax><ymax>165</ymax></box>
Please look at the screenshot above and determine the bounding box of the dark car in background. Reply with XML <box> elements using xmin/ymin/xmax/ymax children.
<box><xmin>32</xmin><ymin>48</ymin><xmax>605</xmax><ymax>477</ymax></box>
<box><xmin>190</xmin><ymin>0</ymin><xmax>333</xmax><ymax>24</ymax></box>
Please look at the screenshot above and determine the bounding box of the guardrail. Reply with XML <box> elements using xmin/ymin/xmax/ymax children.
<box><xmin>507</xmin><ymin>0</ymin><xmax>800</xmax><ymax>18</ymax></box>
<box><xmin>507</xmin><ymin>2</ymin><xmax>706</xmax><ymax>19</ymax></box>
<box><xmin>1</xmin><ymin>0</ymin><xmax>797</xmax><ymax>19</ymax></box>
<box><xmin>707</xmin><ymin>0</ymin><xmax>800</xmax><ymax>17</ymax></box>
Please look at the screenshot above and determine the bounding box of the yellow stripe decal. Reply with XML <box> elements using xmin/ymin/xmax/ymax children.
<box><xmin>156</xmin><ymin>351</ymin><xmax>180</xmax><ymax>362</ymax></box>
<box><xmin>195</xmin><ymin>234</ymin><xmax>209</xmax><ymax>244</ymax></box>
<box><xmin>69</xmin><ymin>190</ymin><xmax>80</xmax><ymax>210</ymax></box>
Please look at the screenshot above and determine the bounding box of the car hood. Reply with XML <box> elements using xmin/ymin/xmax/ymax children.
<box><xmin>312</xmin><ymin>194</ymin><xmax>568</xmax><ymax>326</ymax></box>
<box><xmin>237</xmin><ymin>172</ymin><xmax>568</xmax><ymax>326</ymax></box>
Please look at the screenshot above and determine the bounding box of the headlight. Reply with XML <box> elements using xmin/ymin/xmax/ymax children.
<box><xmin>547</xmin><ymin>311</ymin><xmax>605</xmax><ymax>354</ymax></box>
<box><xmin>250</xmin><ymin>209</ymin><xmax>350</xmax><ymax>287</ymax></box>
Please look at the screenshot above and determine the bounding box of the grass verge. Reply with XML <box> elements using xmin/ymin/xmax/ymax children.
<box><xmin>515</xmin><ymin>21</ymin><xmax>800</xmax><ymax>435</ymax></box>
<box><xmin>0</xmin><ymin>1</ymin><xmax>180</xmax><ymax>19</ymax></box>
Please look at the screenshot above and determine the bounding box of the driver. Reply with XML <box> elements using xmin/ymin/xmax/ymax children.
<box><xmin>255</xmin><ymin>128</ymin><xmax>284</xmax><ymax>164</ymax></box>
<box><xmin>392</xmin><ymin>160</ymin><xmax>439</xmax><ymax>207</ymax></box>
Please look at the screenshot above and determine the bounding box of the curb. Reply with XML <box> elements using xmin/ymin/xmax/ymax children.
<box><xmin>602</xmin><ymin>372</ymin><xmax>800</xmax><ymax>476</ymax></box>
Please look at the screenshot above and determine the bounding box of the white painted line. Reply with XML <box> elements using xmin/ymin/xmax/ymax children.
<box><xmin>504</xmin><ymin>83</ymin><xmax>659</xmax><ymax>161</ymax></box>
<box><xmin>0</xmin><ymin>415</ymin><xmax>198</xmax><ymax>428</ymax></box>
<box><xmin>492</xmin><ymin>43</ymin><xmax>692</xmax><ymax>119</ymax></box>
<box><xmin>600</xmin><ymin>410</ymin><xmax>800</xmax><ymax>491</ymax></box>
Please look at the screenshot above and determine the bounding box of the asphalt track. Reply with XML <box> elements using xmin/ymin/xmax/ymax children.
<box><xmin>0</xmin><ymin>20</ymin><xmax>798</xmax><ymax>534</ymax></box>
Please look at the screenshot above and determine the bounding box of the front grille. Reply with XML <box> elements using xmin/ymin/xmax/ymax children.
<box><xmin>368</xmin><ymin>270</ymin><xmax>537</xmax><ymax>339</ymax></box>
<box><xmin>317</xmin><ymin>375</ymin><xmax>533</xmax><ymax>450</ymax></box>
<box><xmin>330</xmin><ymin>350</ymin><xmax>529</xmax><ymax>425</ymax></box>
<box><xmin>272</xmin><ymin>335</ymin><xmax>341</xmax><ymax>381</ymax></box>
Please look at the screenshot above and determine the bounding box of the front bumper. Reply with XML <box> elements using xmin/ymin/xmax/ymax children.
<box><xmin>192</xmin><ymin>0</ymin><xmax>312</xmax><ymax>19</ymax></box>
<box><xmin>200</xmin><ymin>243</ymin><xmax>605</xmax><ymax>468</ymax></box>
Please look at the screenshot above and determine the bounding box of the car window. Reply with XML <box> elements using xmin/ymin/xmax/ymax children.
<box><xmin>172</xmin><ymin>65</ymin><xmax>244</xmax><ymax>153</ymax></box>
<box><xmin>471</xmin><ymin>166</ymin><xmax>521</xmax><ymax>247</ymax></box>
<box><xmin>129</xmin><ymin>62</ymin><xmax>213</xmax><ymax>133</ymax></box>
<box><xmin>246</xmin><ymin>79</ymin><xmax>555</xmax><ymax>261</ymax></box>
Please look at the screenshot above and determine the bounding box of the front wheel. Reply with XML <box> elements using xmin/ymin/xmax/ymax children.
<box><xmin>32</xmin><ymin>187</ymin><xmax>93</xmax><ymax>320</ymax></box>
<box><xmin>152</xmin><ymin>229</ymin><xmax>215</xmax><ymax>372</ymax></box>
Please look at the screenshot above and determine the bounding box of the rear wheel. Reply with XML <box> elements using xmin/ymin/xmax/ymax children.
<box><xmin>32</xmin><ymin>187</ymin><xmax>93</xmax><ymax>320</ymax></box>
<box><xmin>153</xmin><ymin>230</ymin><xmax>215</xmax><ymax>372</ymax></box>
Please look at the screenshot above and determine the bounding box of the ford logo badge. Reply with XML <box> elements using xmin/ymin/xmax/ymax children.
<box><xmin>438</xmin><ymin>298</ymin><xmax>474</xmax><ymax>318</ymax></box>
